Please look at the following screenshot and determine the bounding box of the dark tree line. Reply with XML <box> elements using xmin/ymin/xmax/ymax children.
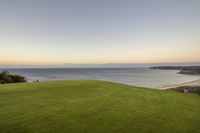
<box><xmin>0</xmin><ymin>71</ymin><xmax>27</xmax><ymax>84</ymax></box>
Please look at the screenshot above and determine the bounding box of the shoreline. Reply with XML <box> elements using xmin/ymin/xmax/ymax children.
<box><xmin>159</xmin><ymin>79</ymin><xmax>200</xmax><ymax>90</ymax></box>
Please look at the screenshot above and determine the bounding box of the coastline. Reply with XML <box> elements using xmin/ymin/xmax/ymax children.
<box><xmin>159</xmin><ymin>79</ymin><xmax>200</xmax><ymax>90</ymax></box>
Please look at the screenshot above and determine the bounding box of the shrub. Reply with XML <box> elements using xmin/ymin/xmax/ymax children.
<box><xmin>0</xmin><ymin>71</ymin><xmax>27</xmax><ymax>84</ymax></box>
<box><xmin>171</xmin><ymin>86</ymin><xmax>200</xmax><ymax>95</ymax></box>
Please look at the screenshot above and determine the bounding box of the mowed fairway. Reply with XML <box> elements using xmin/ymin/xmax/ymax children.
<box><xmin>0</xmin><ymin>80</ymin><xmax>200</xmax><ymax>133</ymax></box>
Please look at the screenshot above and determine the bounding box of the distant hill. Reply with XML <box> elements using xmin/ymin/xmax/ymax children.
<box><xmin>150</xmin><ymin>66</ymin><xmax>200</xmax><ymax>75</ymax></box>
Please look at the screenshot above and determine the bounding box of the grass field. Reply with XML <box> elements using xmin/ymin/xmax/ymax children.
<box><xmin>0</xmin><ymin>80</ymin><xmax>200</xmax><ymax>133</ymax></box>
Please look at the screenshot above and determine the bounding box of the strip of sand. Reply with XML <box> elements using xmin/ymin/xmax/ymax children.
<box><xmin>159</xmin><ymin>79</ymin><xmax>200</xmax><ymax>90</ymax></box>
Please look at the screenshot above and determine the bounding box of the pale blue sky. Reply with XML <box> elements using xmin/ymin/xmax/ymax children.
<box><xmin>0</xmin><ymin>0</ymin><xmax>200</xmax><ymax>65</ymax></box>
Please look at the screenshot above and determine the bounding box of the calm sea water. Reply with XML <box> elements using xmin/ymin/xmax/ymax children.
<box><xmin>0</xmin><ymin>68</ymin><xmax>199</xmax><ymax>89</ymax></box>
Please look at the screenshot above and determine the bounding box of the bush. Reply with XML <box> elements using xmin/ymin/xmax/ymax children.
<box><xmin>0</xmin><ymin>71</ymin><xmax>27</xmax><ymax>84</ymax></box>
<box><xmin>171</xmin><ymin>86</ymin><xmax>200</xmax><ymax>95</ymax></box>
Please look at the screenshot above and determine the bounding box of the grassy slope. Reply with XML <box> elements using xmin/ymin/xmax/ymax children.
<box><xmin>0</xmin><ymin>80</ymin><xmax>199</xmax><ymax>133</ymax></box>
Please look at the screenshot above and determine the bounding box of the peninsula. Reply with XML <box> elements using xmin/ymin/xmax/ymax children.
<box><xmin>150</xmin><ymin>66</ymin><xmax>200</xmax><ymax>75</ymax></box>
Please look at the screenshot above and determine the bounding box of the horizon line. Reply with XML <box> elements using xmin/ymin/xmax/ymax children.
<box><xmin>0</xmin><ymin>61</ymin><xmax>200</xmax><ymax>68</ymax></box>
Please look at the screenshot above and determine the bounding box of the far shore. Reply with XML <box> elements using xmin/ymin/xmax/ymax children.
<box><xmin>159</xmin><ymin>79</ymin><xmax>200</xmax><ymax>90</ymax></box>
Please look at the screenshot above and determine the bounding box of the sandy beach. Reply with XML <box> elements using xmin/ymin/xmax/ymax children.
<box><xmin>160</xmin><ymin>79</ymin><xmax>200</xmax><ymax>90</ymax></box>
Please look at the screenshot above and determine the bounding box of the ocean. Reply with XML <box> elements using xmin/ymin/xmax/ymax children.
<box><xmin>0</xmin><ymin>67</ymin><xmax>199</xmax><ymax>89</ymax></box>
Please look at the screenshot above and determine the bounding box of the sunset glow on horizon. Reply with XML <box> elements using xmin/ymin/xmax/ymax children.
<box><xmin>0</xmin><ymin>0</ymin><xmax>200</xmax><ymax>65</ymax></box>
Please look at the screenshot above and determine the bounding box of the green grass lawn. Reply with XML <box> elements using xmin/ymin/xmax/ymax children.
<box><xmin>0</xmin><ymin>80</ymin><xmax>200</xmax><ymax>133</ymax></box>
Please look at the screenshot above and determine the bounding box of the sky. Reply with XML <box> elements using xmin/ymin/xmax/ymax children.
<box><xmin>0</xmin><ymin>0</ymin><xmax>200</xmax><ymax>66</ymax></box>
